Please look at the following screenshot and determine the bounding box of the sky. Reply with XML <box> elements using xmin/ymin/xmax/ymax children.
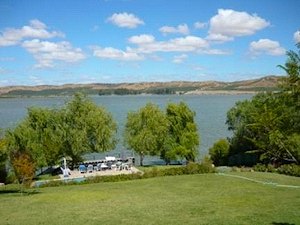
<box><xmin>0</xmin><ymin>0</ymin><xmax>299</xmax><ymax>86</ymax></box>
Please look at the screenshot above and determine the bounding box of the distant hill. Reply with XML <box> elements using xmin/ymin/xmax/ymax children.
<box><xmin>0</xmin><ymin>75</ymin><xmax>282</xmax><ymax>97</ymax></box>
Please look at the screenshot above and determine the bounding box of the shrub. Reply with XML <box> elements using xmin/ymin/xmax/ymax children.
<box><xmin>277</xmin><ymin>164</ymin><xmax>300</xmax><ymax>177</ymax></box>
<box><xmin>38</xmin><ymin>163</ymin><xmax>215</xmax><ymax>188</ymax></box>
<box><xmin>209</xmin><ymin>139</ymin><xmax>230</xmax><ymax>166</ymax></box>
<box><xmin>253</xmin><ymin>164</ymin><xmax>276</xmax><ymax>173</ymax></box>
<box><xmin>86</xmin><ymin>173</ymin><xmax>143</xmax><ymax>183</ymax></box>
<box><xmin>5</xmin><ymin>171</ymin><xmax>17</xmax><ymax>184</ymax></box>
<box><xmin>253</xmin><ymin>164</ymin><xmax>267</xmax><ymax>172</ymax></box>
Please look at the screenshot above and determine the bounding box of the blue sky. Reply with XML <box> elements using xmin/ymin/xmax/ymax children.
<box><xmin>0</xmin><ymin>0</ymin><xmax>299</xmax><ymax>86</ymax></box>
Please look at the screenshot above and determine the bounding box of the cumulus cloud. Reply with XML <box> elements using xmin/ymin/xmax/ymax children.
<box><xmin>128</xmin><ymin>34</ymin><xmax>155</xmax><ymax>44</ymax></box>
<box><xmin>249</xmin><ymin>39</ymin><xmax>286</xmax><ymax>57</ymax></box>
<box><xmin>172</xmin><ymin>54</ymin><xmax>188</xmax><ymax>64</ymax></box>
<box><xmin>22</xmin><ymin>39</ymin><xmax>86</xmax><ymax>68</ymax></box>
<box><xmin>0</xmin><ymin>19</ymin><xmax>64</xmax><ymax>47</ymax></box>
<box><xmin>92</xmin><ymin>46</ymin><xmax>144</xmax><ymax>61</ymax></box>
<box><xmin>92</xmin><ymin>34</ymin><xmax>229</xmax><ymax>62</ymax></box>
<box><xmin>294</xmin><ymin>30</ymin><xmax>300</xmax><ymax>43</ymax></box>
<box><xmin>194</xmin><ymin>22</ymin><xmax>207</xmax><ymax>29</ymax></box>
<box><xmin>133</xmin><ymin>35</ymin><xmax>210</xmax><ymax>53</ymax></box>
<box><xmin>159</xmin><ymin>24</ymin><xmax>190</xmax><ymax>36</ymax></box>
<box><xmin>107</xmin><ymin>12</ymin><xmax>144</xmax><ymax>28</ymax></box>
<box><xmin>207</xmin><ymin>9</ymin><xmax>270</xmax><ymax>42</ymax></box>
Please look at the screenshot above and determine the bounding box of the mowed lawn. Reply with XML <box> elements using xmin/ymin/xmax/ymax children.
<box><xmin>0</xmin><ymin>172</ymin><xmax>299</xmax><ymax>225</ymax></box>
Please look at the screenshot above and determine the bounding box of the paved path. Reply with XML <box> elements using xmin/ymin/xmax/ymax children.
<box><xmin>217</xmin><ymin>173</ymin><xmax>300</xmax><ymax>189</ymax></box>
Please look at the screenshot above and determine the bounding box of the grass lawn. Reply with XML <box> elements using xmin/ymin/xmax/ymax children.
<box><xmin>0</xmin><ymin>172</ymin><xmax>299</xmax><ymax>225</ymax></box>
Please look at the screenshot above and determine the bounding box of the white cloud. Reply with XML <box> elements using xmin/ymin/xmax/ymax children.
<box><xmin>172</xmin><ymin>54</ymin><xmax>188</xmax><ymax>64</ymax></box>
<box><xmin>249</xmin><ymin>39</ymin><xmax>286</xmax><ymax>56</ymax></box>
<box><xmin>134</xmin><ymin>35</ymin><xmax>209</xmax><ymax>53</ymax></box>
<box><xmin>107</xmin><ymin>12</ymin><xmax>144</xmax><ymax>28</ymax></box>
<box><xmin>159</xmin><ymin>24</ymin><xmax>189</xmax><ymax>36</ymax></box>
<box><xmin>294</xmin><ymin>30</ymin><xmax>300</xmax><ymax>43</ymax></box>
<box><xmin>207</xmin><ymin>9</ymin><xmax>270</xmax><ymax>42</ymax></box>
<box><xmin>194</xmin><ymin>21</ymin><xmax>206</xmax><ymax>29</ymax></box>
<box><xmin>92</xmin><ymin>34</ymin><xmax>228</xmax><ymax>62</ymax></box>
<box><xmin>0</xmin><ymin>19</ymin><xmax>64</xmax><ymax>47</ymax></box>
<box><xmin>93</xmin><ymin>46</ymin><xmax>144</xmax><ymax>61</ymax></box>
<box><xmin>128</xmin><ymin>34</ymin><xmax>155</xmax><ymax>44</ymax></box>
<box><xmin>22</xmin><ymin>39</ymin><xmax>86</xmax><ymax>68</ymax></box>
<box><xmin>0</xmin><ymin>67</ymin><xmax>7</xmax><ymax>74</ymax></box>
<box><xmin>29</xmin><ymin>75</ymin><xmax>44</xmax><ymax>85</ymax></box>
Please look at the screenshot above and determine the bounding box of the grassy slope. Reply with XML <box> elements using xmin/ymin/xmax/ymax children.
<box><xmin>0</xmin><ymin>172</ymin><xmax>299</xmax><ymax>225</ymax></box>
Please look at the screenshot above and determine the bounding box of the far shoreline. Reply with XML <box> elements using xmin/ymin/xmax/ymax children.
<box><xmin>183</xmin><ymin>90</ymin><xmax>258</xmax><ymax>95</ymax></box>
<box><xmin>0</xmin><ymin>90</ymin><xmax>259</xmax><ymax>98</ymax></box>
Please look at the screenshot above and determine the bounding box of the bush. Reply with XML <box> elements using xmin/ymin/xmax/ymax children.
<box><xmin>253</xmin><ymin>164</ymin><xmax>276</xmax><ymax>172</ymax></box>
<box><xmin>5</xmin><ymin>171</ymin><xmax>17</xmax><ymax>184</ymax></box>
<box><xmin>209</xmin><ymin>139</ymin><xmax>230</xmax><ymax>166</ymax></box>
<box><xmin>38</xmin><ymin>163</ymin><xmax>215</xmax><ymax>188</ymax></box>
<box><xmin>86</xmin><ymin>173</ymin><xmax>143</xmax><ymax>183</ymax></box>
<box><xmin>277</xmin><ymin>164</ymin><xmax>300</xmax><ymax>177</ymax></box>
<box><xmin>253</xmin><ymin>164</ymin><xmax>267</xmax><ymax>172</ymax></box>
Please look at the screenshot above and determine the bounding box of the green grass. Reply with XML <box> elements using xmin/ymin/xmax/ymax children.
<box><xmin>0</xmin><ymin>172</ymin><xmax>299</xmax><ymax>225</ymax></box>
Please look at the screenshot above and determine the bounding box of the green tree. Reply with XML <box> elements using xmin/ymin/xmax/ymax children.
<box><xmin>226</xmin><ymin>93</ymin><xmax>298</xmax><ymax>165</ymax></box>
<box><xmin>209</xmin><ymin>139</ymin><xmax>230</xmax><ymax>166</ymax></box>
<box><xmin>60</xmin><ymin>93</ymin><xmax>117</xmax><ymax>166</ymax></box>
<box><xmin>226</xmin><ymin>45</ymin><xmax>300</xmax><ymax>166</ymax></box>
<box><xmin>124</xmin><ymin>103</ymin><xmax>169</xmax><ymax>166</ymax></box>
<box><xmin>6</xmin><ymin>93</ymin><xmax>118</xmax><ymax>169</ymax></box>
<box><xmin>278</xmin><ymin>43</ymin><xmax>300</xmax><ymax>95</ymax></box>
<box><xmin>163</xmin><ymin>102</ymin><xmax>199</xmax><ymax>163</ymax></box>
<box><xmin>0</xmin><ymin>135</ymin><xmax>7</xmax><ymax>183</ymax></box>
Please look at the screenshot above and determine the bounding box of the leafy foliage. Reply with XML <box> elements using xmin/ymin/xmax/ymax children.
<box><xmin>277</xmin><ymin>163</ymin><xmax>300</xmax><ymax>177</ymax></box>
<box><xmin>226</xmin><ymin>44</ymin><xmax>300</xmax><ymax>166</ymax></box>
<box><xmin>11</xmin><ymin>151</ymin><xmax>35</xmax><ymax>187</ymax></box>
<box><xmin>124</xmin><ymin>102</ymin><xmax>199</xmax><ymax>165</ymax></box>
<box><xmin>124</xmin><ymin>103</ymin><xmax>169</xmax><ymax>166</ymax></box>
<box><xmin>209</xmin><ymin>139</ymin><xmax>230</xmax><ymax>166</ymax></box>
<box><xmin>0</xmin><ymin>136</ymin><xmax>7</xmax><ymax>183</ymax></box>
<box><xmin>6</xmin><ymin>93</ymin><xmax>117</xmax><ymax>170</ymax></box>
<box><xmin>0</xmin><ymin>136</ymin><xmax>7</xmax><ymax>164</ymax></box>
<box><xmin>162</xmin><ymin>102</ymin><xmax>199</xmax><ymax>163</ymax></box>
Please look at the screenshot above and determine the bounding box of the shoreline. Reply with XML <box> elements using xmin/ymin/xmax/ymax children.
<box><xmin>183</xmin><ymin>90</ymin><xmax>258</xmax><ymax>95</ymax></box>
<box><xmin>34</xmin><ymin>166</ymin><xmax>141</xmax><ymax>187</ymax></box>
<box><xmin>0</xmin><ymin>90</ymin><xmax>260</xmax><ymax>98</ymax></box>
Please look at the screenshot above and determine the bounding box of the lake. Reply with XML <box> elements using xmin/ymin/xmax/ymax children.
<box><xmin>0</xmin><ymin>94</ymin><xmax>252</xmax><ymax>164</ymax></box>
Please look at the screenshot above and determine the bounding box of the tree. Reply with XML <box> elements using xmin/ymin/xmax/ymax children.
<box><xmin>5</xmin><ymin>93</ymin><xmax>118</xmax><ymax>169</ymax></box>
<box><xmin>209</xmin><ymin>139</ymin><xmax>230</xmax><ymax>166</ymax></box>
<box><xmin>226</xmin><ymin>44</ymin><xmax>300</xmax><ymax>166</ymax></box>
<box><xmin>226</xmin><ymin>93</ymin><xmax>298</xmax><ymax>165</ymax></box>
<box><xmin>163</xmin><ymin>102</ymin><xmax>199</xmax><ymax>163</ymax></box>
<box><xmin>11</xmin><ymin>151</ymin><xmax>35</xmax><ymax>189</ymax></box>
<box><xmin>124</xmin><ymin>103</ymin><xmax>169</xmax><ymax>166</ymax></box>
<box><xmin>60</xmin><ymin>93</ymin><xmax>117</xmax><ymax>166</ymax></box>
<box><xmin>278</xmin><ymin>43</ymin><xmax>300</xmax><ymax>95</ymax></box>
<box><xmin>0</xmin><ymin>135</ymin><xmax>7</xmax><ymax>183</ymax></box>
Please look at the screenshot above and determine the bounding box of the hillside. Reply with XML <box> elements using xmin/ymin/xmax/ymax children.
<box><xmin>0</xmin><ymin>75</ymin><xmax>282</xmax><ymax>97</ymax></box>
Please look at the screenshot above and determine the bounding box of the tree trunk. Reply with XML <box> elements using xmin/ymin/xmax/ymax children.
<box><xmin>140</xmin><ymin>153</ymin><xmax>144</xmax><ymax>166</ymax></box>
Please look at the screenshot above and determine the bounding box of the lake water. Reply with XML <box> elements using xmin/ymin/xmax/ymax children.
<box><xmin>0</xmin><ymin>94</ymin><xmax>252</xmax><ymax>164</ymax></box>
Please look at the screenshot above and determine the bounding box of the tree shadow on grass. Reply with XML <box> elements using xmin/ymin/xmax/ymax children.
<box><xmin>0</xmin><ymin>188</ymin><xmax>40</xmax><ymax>195</ymax></box>
<box><xmin>271</xmin><ymin>222</ymin><xmax>295</xmax><ymax>225</ymax></box>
